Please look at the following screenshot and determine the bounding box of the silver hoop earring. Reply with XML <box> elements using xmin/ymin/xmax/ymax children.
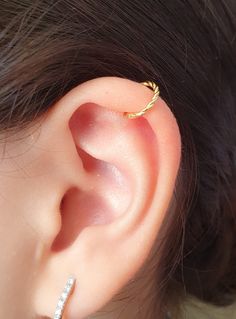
<box><xmin>53</xmin><ymin>275</ymin><xmax>76</xmax><ymax>319</ymax></box>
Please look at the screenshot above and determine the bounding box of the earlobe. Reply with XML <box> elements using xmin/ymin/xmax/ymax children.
<box><xmin>33</xmin><ymin>77</ymin><xmax>181</xmax><ymax>319</ymax></box>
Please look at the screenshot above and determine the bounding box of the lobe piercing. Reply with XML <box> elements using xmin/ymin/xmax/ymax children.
<box><xmin>53</xmin><ymin>275</ymin><xmax>76</xmax><ymax>319</ymax></box>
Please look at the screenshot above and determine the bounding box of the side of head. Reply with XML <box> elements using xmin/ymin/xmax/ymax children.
<box><xmin>0</xmin><ymin>1</ymin><xmax>236</xmax><ymax>319</ymax></box>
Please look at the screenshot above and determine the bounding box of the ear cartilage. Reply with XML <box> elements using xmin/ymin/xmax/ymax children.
<box><xmin>53</xmin><ymin>275</ymin><xmax>76</xmax><ymax>319</ymax></box>
<box><xmin>124</xmin><ymin>81</ymin><xmax>160</xmax><ymax>119</ymax></box>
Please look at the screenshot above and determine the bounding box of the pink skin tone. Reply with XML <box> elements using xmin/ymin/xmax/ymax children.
<box><xmin>0</xmin><ymin>76</ymin><xmax>181</xmax><ymax>319</ymax></box>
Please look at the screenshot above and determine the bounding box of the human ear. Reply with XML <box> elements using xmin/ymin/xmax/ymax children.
<box><xmin>31</xmin><ymin>76</ymin><xmax>181</xmax><ymax>319</ymax></box>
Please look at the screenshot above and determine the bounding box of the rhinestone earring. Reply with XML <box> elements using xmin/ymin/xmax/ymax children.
<box><xmin>53</xmin><ymin>275</ymin><xmax>76</xmax><ymax>319</ymax></box>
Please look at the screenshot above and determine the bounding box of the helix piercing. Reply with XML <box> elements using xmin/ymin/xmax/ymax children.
<box><xmin>124</xmin><ymin>81</ymin><xmax>160</xmax><ymax>119</ymax></box>
<box><xmin>53</xmin><ymin>275</ymin><xmax>76</xmax><ymax>319</ymax></box>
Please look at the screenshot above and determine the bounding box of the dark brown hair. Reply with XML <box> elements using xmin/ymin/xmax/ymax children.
<box><xmin>1</xmin><ymin>1</ymin><xmax>236</xmax><ymax>318</ymax></box>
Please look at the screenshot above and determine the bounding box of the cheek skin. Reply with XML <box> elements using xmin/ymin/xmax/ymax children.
<box><xmin>0</xmin><ymin>189</ymin><xmax>41</xmax><ymax>319</ymax></box>
<box><xmin>0</xmin><ymin>136</ymin><xmax>45</xmax><ymax>319</ymax></box>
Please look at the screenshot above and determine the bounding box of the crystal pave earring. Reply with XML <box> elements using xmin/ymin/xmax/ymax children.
<box><xmin>53</xmin><ymin>275</ymin><xmax>76</xmax><ymax>319</ymax></box>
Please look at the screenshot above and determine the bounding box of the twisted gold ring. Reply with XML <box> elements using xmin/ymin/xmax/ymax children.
<box><xmin>124</xmin><ymin>81</ymin><xmax>160</xmax><ymax>119</ymax></box>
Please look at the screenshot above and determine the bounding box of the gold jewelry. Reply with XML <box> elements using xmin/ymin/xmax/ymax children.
<box><xmin>124</xmin><ymin>81</ymin><xmax>160</xmax><ymax>119</ymax></box>
<box><xmin>53</xmin><ymin>275</ymin><xmax>76</xmax><ymax>319</ymax></box>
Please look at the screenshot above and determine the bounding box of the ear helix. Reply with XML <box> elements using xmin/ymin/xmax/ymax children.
<box><xmin>52</xmin><ymin>80</ymin><xmax>160</xmax><ymax>319</ymax></box>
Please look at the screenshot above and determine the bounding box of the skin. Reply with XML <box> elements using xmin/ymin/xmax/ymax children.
<box><xmin>0</xmin><ymin>76</ymin><xmax>181</xmax><ymax>319</ymax></box>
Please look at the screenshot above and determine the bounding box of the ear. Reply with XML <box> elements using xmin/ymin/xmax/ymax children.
<box><xmin>32</xmin><ymin>76</ymin><xmax>181</xmax><ymax>319</ymax></box>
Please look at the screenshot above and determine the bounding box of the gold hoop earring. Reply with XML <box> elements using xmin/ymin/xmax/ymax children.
<box><xmin>124</xmin><ymin>81</ymin><xmax>160</xmax><ymax>119</ymax></box>
<box><xmin>53</xmin><ymin>275</ymin><xmax>76</xmax><ymax>319</ymax></box>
